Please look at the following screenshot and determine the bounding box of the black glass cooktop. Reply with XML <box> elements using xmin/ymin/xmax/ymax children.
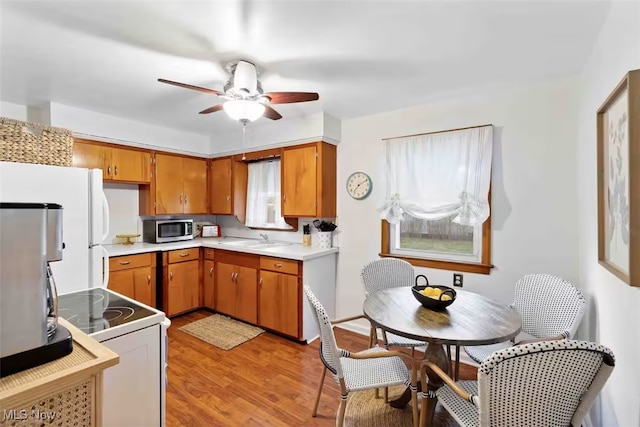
<box><xmin>58</xmin><ymin>288</ymin><xmax>156</xmax><ymax>334</ymax></box>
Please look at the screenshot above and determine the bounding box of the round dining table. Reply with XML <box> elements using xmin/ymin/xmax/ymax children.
<box><xmin>363</xmin><ymin>287</ymin><xmax>521</xmax><ymax>426</ymax></box>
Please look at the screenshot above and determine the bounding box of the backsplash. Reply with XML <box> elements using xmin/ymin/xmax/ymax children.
<box><xmin>103</xmin><ymin>183</ymin><xmax>338</xmax><ymax>247</ymax></box>
<box><xmin>103</xmin><ymin>183</ymin><xmax>216</xmax><ymax>244</ymax></box>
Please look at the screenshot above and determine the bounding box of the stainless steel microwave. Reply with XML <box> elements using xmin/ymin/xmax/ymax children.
<box><xmin>143</xmin><ymin>219</ymin><xmax>194</xmax><ymax>243</ymax></box>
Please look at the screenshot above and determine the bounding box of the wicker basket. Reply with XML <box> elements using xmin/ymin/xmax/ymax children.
<box><xmin>0</xmin><ymin>117</ymin><xmax>73</xmax><ymax>167</ymax></box>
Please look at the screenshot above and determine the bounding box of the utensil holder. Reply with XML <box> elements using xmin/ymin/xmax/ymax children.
<box><xmin>317</xmin><ymin>231</ymin><xmax>332</xmax><ymax>249</ymax></box>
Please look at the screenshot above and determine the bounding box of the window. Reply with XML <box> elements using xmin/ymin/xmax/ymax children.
<box><xmin>380</xmin><ymin>125</ymin><xmax>493</xmax><ymax>274</ymax></box>
<box><xmin>245</xmin><ymin>159</ymin><xmax>293</xmax><ymax>230</ymax></box>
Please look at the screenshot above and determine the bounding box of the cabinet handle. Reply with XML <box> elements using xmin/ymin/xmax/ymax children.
<box><xmin>147</xmin><ymin>275</ymin><xmax>151</xmax><ymax>285</ymax></box>
<box><xmin>226</xmin><ymin>196</ymin><xmax>231</xmax><ymax>202</ymax></box>
<box><xmin>185</xmin><ymin>195</ymin><xmax>188</xmax><ymax>204</ymax></box>
<box><xmin>283</xmin><ymin>195</ymin><xmax>287</xmax><ymax>203</ymax></box>
<box><xmin>259</xmin><ymin>277</ymin><xmax>263</xmax><ymax>286</ymax></box>
<box><xmin>170</xmin><ymin>271</ymin><xmax>173</xmax><ymax>281</ymax></box>
<box><xmin>230</xmin><ymin>272</ymin><xmax>235</xmax><ymax>282</ymax></box>
<box><xmin>274</xmin><ymin>263</ymin><xmax>282</xmax><ymax>268</ymax></box>
<box><xmin>179</xmin><ymin>253</ymin><xmax>189</xmax><ymax>257</ymax></box>
<box><xmin>233</xmin><ymin>272</ymin><xmax>238</xmax><ymax>282</ymax></box>
<box><xmin>119</xmin><ymin>261</ymin><xmax>131</xmax><ymax>265</ymax></box>
<box><xmin>180</xmin><ymin>194</ymin><xmax>183</xmax><ymax>204</ymax></box>
<box><xmin>107</xmin><ymin>166</ymin><xmax>111</xmax><ymax>175</ymax></box>
<box><xmin>114</xmin><ymin>166</ymin><xmax>118</xmax><ymax>176</ymax></box>
<box><xmin>209</xmin><ymin>267</ymin><xmax>214</xmax><ymax>276</ymax></box>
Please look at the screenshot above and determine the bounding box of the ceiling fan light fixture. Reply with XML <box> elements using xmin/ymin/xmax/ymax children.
<box><xmin>223</xmin><ymin>100</ymin><xmax>265</xmax><ymax>122</ymax></box>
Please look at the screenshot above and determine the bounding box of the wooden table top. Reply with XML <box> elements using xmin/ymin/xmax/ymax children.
<box><xmin>363</xmin><ymin>287</ymin><xmax>521</xmax><ymax>346</ymax></box>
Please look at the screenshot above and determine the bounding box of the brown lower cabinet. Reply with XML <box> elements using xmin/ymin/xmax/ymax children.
<box><xmin>108</xmin><ymin>253</ymin><xmax>155</xmax><ymax>307</ymax></box>
<box><xmin>215</xmin><ymin>251</ymin><xmax>258</xmax><ymax>324</ymax></box>
<box><xmin>203</xmin><ymin>259</ymin><xmax>215</xmax><ymax>309</ymax></box>
<box><xmin>258</xmin><ymin>270</ymin><xmax>300</xmax><ymax>337</ymax></box>
<box><xmin>164</xmin><ymin>249</ymin><xmax>200</xmax><ymax>317</ymax></box>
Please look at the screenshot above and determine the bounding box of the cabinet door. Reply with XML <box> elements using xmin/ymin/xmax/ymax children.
<box><xmin>133</xmin><ymin>266</ymin><xmax>154</xmax><ymax>307</ymax></box>
<box><xmin>203</xmin><ymin>260</ymin><xmax>215</xmax><ymax>309</ymax></box>
<box><xmin>109</xmin><ymin>270</ymin><xmax>136</xmax><ymax>300</ymax></box>
<box><xmin>282</xmin><ymin>145</ymin><xmax>317</xmax><ymax>216</ymax></box>
<box><xmin>167</xmin><ymin>260</ymin><xmax>199</xmax><ymax>316</ymax></box>
<box><xmin>110</xmin><ymin>147</ymin><xmax>151</xmax><ymax>183</ymax></box>
<box><xmin>72</xmin><ymin>141</ymin><xmax>110</xmax><ymax>178</ymax></box>
<box><xmin>259</xmin><ymin>270</ymin><xmax>300</xmax><ymax>337</ymax></box>
<box><xmin>215</xmin><ymin>262</ymin><xmax>236</xmax><ymax>317</ymax></box>
<box><xmin>235</xmin><ymin>266</ymin><xmax>258</xmax><ymax>324</ymax></box>
<box><xmin>155</xmin><ymin>154</ymin><xmax>184</xmax><ymax>215</ymax></box>
<box><xmin>210</xmin><ymin>158</ymin><xmax>233</xmax><ymax>214</ymax></box>
<box><xmin>182</xmin><ymin>157</ymin><xmax>208</xmax><ymax>214</ymax></box>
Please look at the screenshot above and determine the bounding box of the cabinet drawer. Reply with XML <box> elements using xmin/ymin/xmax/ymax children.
<box><xmin>260</xmin><ymin>257</ymin><xmax>299</xmax><ymax>275</ymax></box>
<box><xmin>168</xmin><ymin>248</ymin><xmax>199</xmax><ymax>263</ymax></box>
<box><xmin>203</xmin><ymin>248</ymin><xmax>215</xmax><ymax>260</ymax></box>
<box><xmin>110</xmin><ymin>253</ymin><xmax>152</xmax><ymax>272</ymax></box>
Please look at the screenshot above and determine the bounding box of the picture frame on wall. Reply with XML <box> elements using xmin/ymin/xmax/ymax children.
<box><xmin>597</xmin><ymin>69</ymin><xmax>639</xmax><ymax>287</ymax></box>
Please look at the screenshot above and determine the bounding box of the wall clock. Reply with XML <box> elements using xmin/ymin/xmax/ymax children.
<box><xmin>346</xmin><ymin>172</ymin><xmax>373</xmax><ymax>200</ymax></box>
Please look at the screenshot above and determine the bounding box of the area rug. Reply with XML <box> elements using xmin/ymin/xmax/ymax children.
<box><xmin>179</xmin><ymin>314</ymin><xmax>265</xmax><ymax>350</ymax></box>
<box><xmin>343</xmin><ymin>386</ymin><xmax>458</xmax><ymax>427</ymax></box>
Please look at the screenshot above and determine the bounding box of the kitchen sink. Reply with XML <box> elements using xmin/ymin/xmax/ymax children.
<box><xmin>219</xmin><ymin>240</ymin><xmax>260</xmax><ymax>247</ymax></box>
<box><xmin>220</xmin><ymin>240</ymin><xmax>291</xmax><ymax>248</ymax></box>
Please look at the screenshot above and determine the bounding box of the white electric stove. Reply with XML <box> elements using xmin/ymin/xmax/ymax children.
<box><xmin>59</xmin><ymin>288</ymin><xmax>170</xmax><ymax>427</ymax></box>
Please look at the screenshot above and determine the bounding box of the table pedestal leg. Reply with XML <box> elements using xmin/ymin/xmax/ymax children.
<box><xmin>419</xmin><ymin>343</ymin><xmax>449</xmax><ymax>427</ymax></box>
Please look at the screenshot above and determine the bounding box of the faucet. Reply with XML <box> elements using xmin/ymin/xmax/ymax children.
<box><xmin>259</xmin><ymin>233</ymin><xmax>269</xmax><ymax>242</ymax></box>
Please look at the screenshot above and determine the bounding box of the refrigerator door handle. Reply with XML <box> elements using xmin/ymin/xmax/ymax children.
<box><xmin>101</xmin><ymin>245</ymin><xmax>110</xmax><ymax>288</ymax></box>
<box><xmin>101</xmin><ymin>191</ymin><xmax>110</xmax><ymax>243</ymax></box>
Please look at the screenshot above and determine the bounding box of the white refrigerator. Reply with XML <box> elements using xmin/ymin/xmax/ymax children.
<box><xmin>0</xmin><ymin>161</ymin><xmax>110</xmax><ymax>294</ymax></box>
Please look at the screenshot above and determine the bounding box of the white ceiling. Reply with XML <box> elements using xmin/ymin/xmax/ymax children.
<box><xmin>1</xmin><ymin>1</ymin><xmax>610</xmax><ymax>135</ymax></box>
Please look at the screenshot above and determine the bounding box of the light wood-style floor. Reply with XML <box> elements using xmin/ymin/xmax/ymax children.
<box><xmin>166</xmin><ymin>310</ymin><xmax>476</xmax><ymax>426</ymax></box>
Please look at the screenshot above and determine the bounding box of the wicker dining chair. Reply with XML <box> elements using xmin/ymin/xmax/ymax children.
<box><xmin>361</xmin><ymin>259</ymin><xmax>462</xmax><ymax>380</ymax></box>
<box><xmin>304</xmin><ymin>286</ymin><xmax>419</xmax><ymax>427</ymax></box>
<box><xmin>464</xmin><ymin>273</ymin><xmax>586</xmax><ymax>364</ymax></box>
<box><xmin>420</xmin><ymin>340</ymin><xmax>615</xmax><ymax>427</ymax></box>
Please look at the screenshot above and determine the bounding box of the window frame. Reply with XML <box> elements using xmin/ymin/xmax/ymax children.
<box><xmin>380</xmin><ymin>217</ymin><xmax>492</xmax><ymax>274</ymax></box>
<box><xmin>380</xmin><ymin>166</ymin><xmax>493</xmax><ymax>276</ymax></box>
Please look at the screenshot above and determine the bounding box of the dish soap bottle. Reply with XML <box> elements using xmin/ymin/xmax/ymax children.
<box><xmin>303</xmin><ymin>224</ymin><xmax>311</xmax><ymax>247</ymax></box>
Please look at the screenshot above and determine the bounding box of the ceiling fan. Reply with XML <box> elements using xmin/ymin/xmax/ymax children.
<box><xmin>158</xmin><ymin>60</ymin><xmax>319</xmax><ymax>123</ymax></box>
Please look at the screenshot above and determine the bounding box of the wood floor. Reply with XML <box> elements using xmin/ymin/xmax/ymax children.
<box><xmin>166</xmin><ymin>310</ymin><xmax>476</xmax><ymax>427</ymax></box>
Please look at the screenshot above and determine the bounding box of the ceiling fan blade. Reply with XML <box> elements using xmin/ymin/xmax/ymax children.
<box><xmin>158</xmin><ymin>78</ymin><xmax>221</xmax><ymax>95</ymax></box>
<box><xmin>263</xmin><ymin>105</ymin><xmax>283</xmax><ymax>120</ymax></box>
<box><xmin>198</xmin><ymin>104</ymin><xmax>225</xmax><ymax>114</ymax></box>
<box><xmin>263</xmin><ymin>92</ymin><xmax>319</xmax><ymax>104</ymax></box>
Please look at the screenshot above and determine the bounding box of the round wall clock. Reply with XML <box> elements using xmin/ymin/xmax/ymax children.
<box><xmin>346</xmin><ymin>171</ymin><xmax>373</xmax><ymax>200</ymax></box>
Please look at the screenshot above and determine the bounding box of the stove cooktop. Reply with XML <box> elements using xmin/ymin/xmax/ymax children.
<box><xmin>58</xmin><ymin>288</ymin><xmax>156</xmax><ymax>335</ymax></box>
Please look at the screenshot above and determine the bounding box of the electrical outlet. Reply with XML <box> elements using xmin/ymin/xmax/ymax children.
<box><xmin>453</xmin><ymin>273</ymin><xmax>463</xmax><ymax>287</ymax></box>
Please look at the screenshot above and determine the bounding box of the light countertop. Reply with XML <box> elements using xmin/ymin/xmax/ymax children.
<box><xmin>104</xmin><ymin>237</ymin><xmax>339</xmax><ymax>261</ymax></box>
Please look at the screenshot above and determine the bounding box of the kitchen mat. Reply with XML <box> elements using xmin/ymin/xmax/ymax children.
<box><xmin>179</xmin><ymin>314</ymin><xmax>265</xmax><ymax>350</ymax></box>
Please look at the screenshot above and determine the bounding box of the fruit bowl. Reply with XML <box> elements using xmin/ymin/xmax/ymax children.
<box><xmin>411</xmin><ymin>285</ymin><xmax>457</xmax><ymax>310</ymax></box>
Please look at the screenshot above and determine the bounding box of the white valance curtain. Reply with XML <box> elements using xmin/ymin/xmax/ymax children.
<box><xmin>245</xmin><ymin>159</ymin><xmax>289</xmax><ymax>229</ymax></box>
<box><xmin>379</xmin><ymin>125</ymin><xmax>493</xmax><ymax>226</ymax></box>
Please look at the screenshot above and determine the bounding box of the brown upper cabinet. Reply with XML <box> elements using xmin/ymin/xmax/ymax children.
<box><xmin>155</xmin><ymin>153</ymin><xmax>207</xmax><ymax>215</ymax></box>
<box><xmin>281</xmin><ymin>142</ymin><xmax>336</xmax><ymax>217</ymax></box>
<box><xmin>73</xmin><ymin>139</ymin><xmax>151</xmax><ymax>184</ymax></box>
<box><xmin>209</xmin><ymin>157</ymin><xmax>248</xmax><ymax>222</ymax></box>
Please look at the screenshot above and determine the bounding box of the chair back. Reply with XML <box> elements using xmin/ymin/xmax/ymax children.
<box><xmin>360</xmin><ymin>258</ymin><xmax>415</xmax><ymax>297</ymax></box>
<box><xmin>512</xmin><ymin>274</ymin><xmax>586</xmax><ymax>339</ymax></box>
<box><xmin>304</xmin><ymin>286</ymin><xmax>345</xmax><ymax>379</ymax></box>
<box><xmin>477</xmin><ymin>340</ymin><xmax>615</xmax><ymax>427</ymax></box>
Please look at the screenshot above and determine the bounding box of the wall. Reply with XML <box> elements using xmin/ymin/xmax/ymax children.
<box><xmin>48</xmin><ymin>102</ymin><xmax>210</xmax><ymax>156</ymax></box>
<box><xmin>209</xmin><ymin>112</ymin><xmax>341</xmax><ymax>156</ymax></box>
<box><xmin>0</xmin><ymin>101</ymin><xmax>27</xmax><ymax>121</ymax></box>
<box><xmin>576</xmin><ymin>2</ymin><xmax>640</xmax><ymax>426</ymax></box>
<box><xmin>337</xmin><ymin>76</ymin><xmax>580</xmax><ymax>331</ymax></box>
